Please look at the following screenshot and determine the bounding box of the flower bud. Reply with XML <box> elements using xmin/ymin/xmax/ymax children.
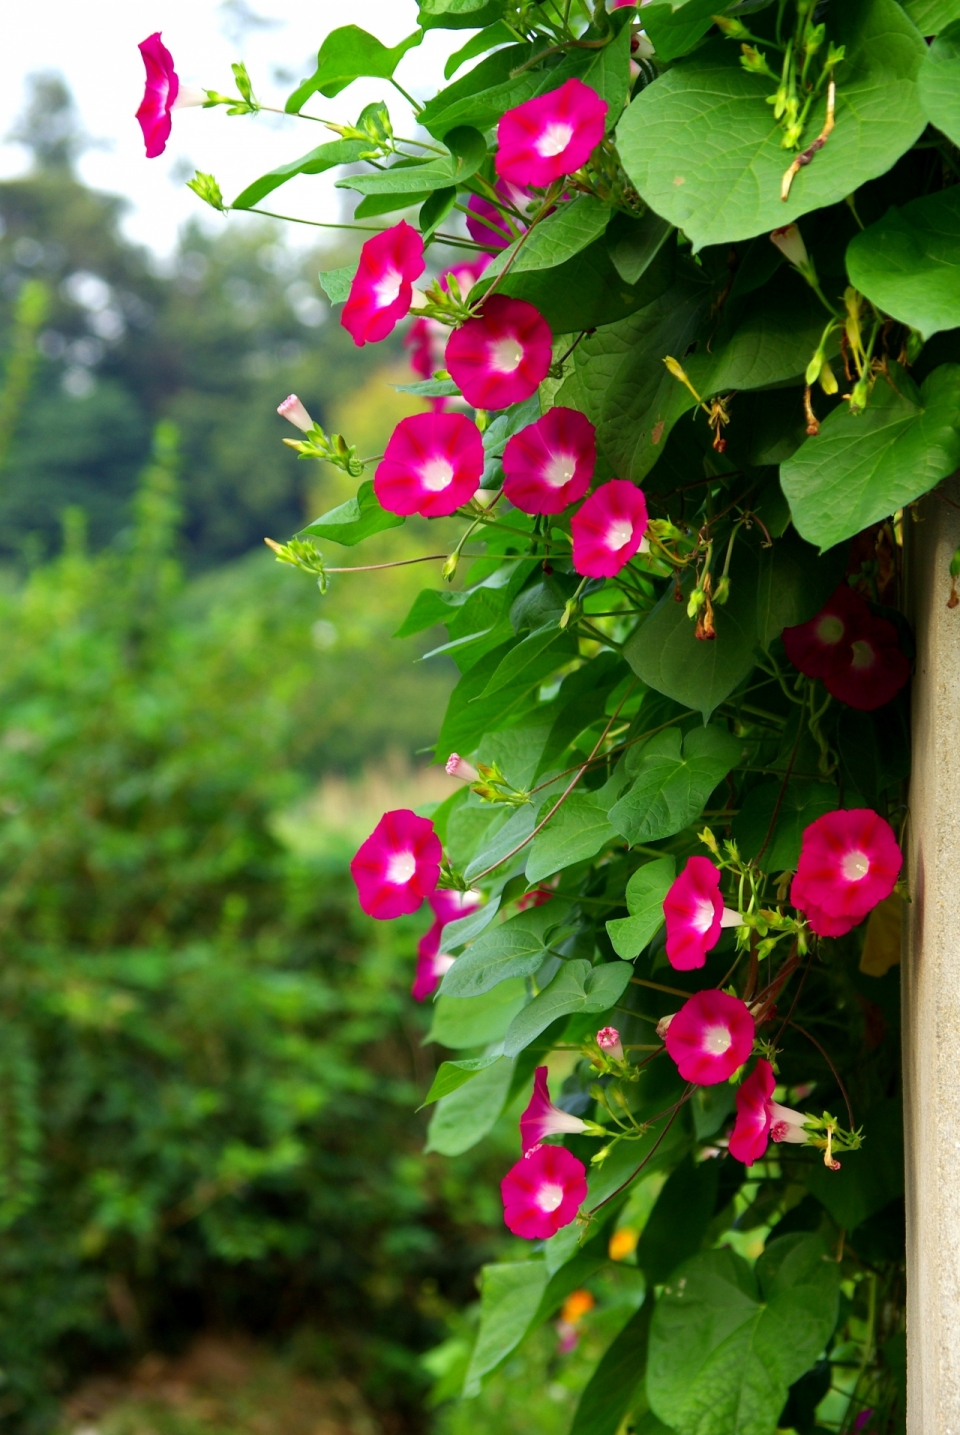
<box><xmin>770</xmin><ymin>224</ymin><xmax>809</xmax><ymax>269</ymax></box>
<box><xmin>445</xmin><ymin>753</ymin><xmax>479</xmax><ymax>783</ymax></box>
<box><xmin>596</xmin><ymin>1027</ymin><xmax>624</xmax><ymax>1061</ymax></box>
<box><xmin>277</xmin><ymin>394</ymin><xmax>314</xmax><ymax>433</ymax></box>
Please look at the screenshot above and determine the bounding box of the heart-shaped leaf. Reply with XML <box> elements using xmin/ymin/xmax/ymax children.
<box><xmin>846</xmin><ymin>186</ymin><xmax>960</xmax><ymax>340</ymax></box>
<box><xmin>607</xmin><ymin>727</ymin><xmax>741</xmax><ymax>846</ymax></box>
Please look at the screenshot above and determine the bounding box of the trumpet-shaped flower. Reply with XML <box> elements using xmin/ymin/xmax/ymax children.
<box><xmin>342</xmin><ymin>221</ymin><xmax>425</xmax><ymax>347</ymax></box>
<box><xmin>663</xmin><ymin>857</ymin><xmax>741</xmax><ymax>971</ymax></box>
<box><xmin>770</xmin><ymin>223</ymin><xmax>809</xmax><ymax>269</ymax></box>
<box><xmin>791</xmin><ymin>808</ymin><xmax>901</xmax><ymax>938</ymax></box>
<box><xmin>502</xmin><ymin>407</ymin><xmax>596</xmax><ymax>514</ymax></box>
<box><xmin>663</xmin><ymin>989</ymin><xmax>755</xmax><ymax>1086</ymax></box>
<box><xmin>412</xmin><ymin>888</ymin><xmax>482</xmax><ymax>1001</ymax></box>
<box><xmin>571</xmin><ymin>480</ymin><xmax>648</xmax><ymax>578</ymax></box>
<box><xmin>520</xmin><ymin>1067</ymin><xmax>588</xmax><ymax>1153</ymax></box>
<box><xmin>137</xmin><ymin>34</ymin><xmax>203</xmax><ymax>158</ymax></box>
<box><xmin>445</xmin><ymin>295</ymin><xmax>552</xmax><ymax>410</ymax></box>
<box><xmin>501</xmin><ymin>1143</ymin><xmax>587</xmax><ymax>1239</ymax></box>
<box><xmin>496</xmin><ymin>79</ymin><xmax>608</xmax><ymax>188</ymax></box>
<box><xmin>729</xmin><ymin>1058</ymin><xmax>808</xmax><ymax>1165</ymax></box>
<box><xmin>466</xmin><ymin>179</ymin><xmax>532</xmax><ymax>251</ymax></box>
<box><xmin>350</xmin><ymin>809</ymin><xmax>441</xmax><ymax>919</ymax></box>
<box><xmin>374</xmin><ymin>412</ymin><xmax>483</xmax><ymax>517</ymax></box>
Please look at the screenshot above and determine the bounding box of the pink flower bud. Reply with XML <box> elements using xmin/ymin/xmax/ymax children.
<box><xmin>501</xmin><ymin>1143</ymin><xmax>587</xmax><ymax>1239</ymax></box>
<box><xmin>445</xmin><ymin>754</ymin><xmax>479</xmax><ymax>782</ymax></box>
<box><xmin>770</xmin><ymin>223</ymin><xmax>809</xmax><ymax>269</ymax></box>
<box><xmin>596</xmin><ymin>1027</ymin><xmax>623</xmax><ymax>1060</ymax></box>
<box><xmin>277</xmin><ymin>394</ymin><xmax>314</xmax><ymax>433</ymax></box>
<box><xmin>571</xmin><ymin>480</ymin><xmax>649</xmax><ymax>578</ymax></box>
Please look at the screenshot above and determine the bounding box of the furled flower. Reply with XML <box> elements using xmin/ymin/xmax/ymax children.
<box><xmin>350</xmin><ymin>809</ymin><xmax>442</xmax><ymax>919</ymax></box>
<box><xmin>571</xmin><ymin>480</ymin><xmax>649</xmax><ymax>578</ymax></box>
<box><xmin>823</xmin><ymin>616</ymin><xmax>911</xmax><ymax>711</ymax></box>
<box><xmin>137</xmin><ymin>34</ymin><xmax>204</xmax><ymax>158</ymax></box>
<box><xmin>501</xmin><ymin>1143</ymin><xmax>588</xmax><ymax>1239</ymax></box>
<box><xmin>496</xmin><ymin>78</ymin><xmax>608</xmax><ymax>188</ymax></box>
<box><xmin>445</xmin><ymin>753</ymin><xmax>479</xmax><ymax>782</ymax></box>
<box><xmin>783</xmin><ymin>585</ymin><xmax>866</xmax><ymax>678</ymax></box>
<box><xmin>277</xmin><ymin>394</ymin><xmax>314</xmax><ymax>432</ymax></box>
<box><xmin>502</xmin><ymin>407</ymin><xmax>596</xmax><ymax>514</ymax></box>
<box><xmin>412</xmin><ymin>888</ymin><xmax>482</xmax><ymax>1001</ymax></box>
<box><xmin>374</xmin><ymin>412</ymin><xmax>483</xmax><ymax>517</ymax></box>
<box><xmin>520</xmin><ymin>1067</ymin><xmax>587</xmax><ymax>1153</ymax></box>
<box><xmin>663</xmin><ymin>989</ymin><xmax>755</xmax><ymax>1086</ymax></box>
<box><xmin>729</xmin><ymin>1058</ymin><xmax>808</xmax><ymax>1165</ymax></box>
<box><xmin>663</xmin><ymin>857</ymin><xmax>742</xmax><ymax>971</ymax></box>
<box><xmin>770</xmin><ymin>223</ymin><xmax>809</xmax><ymax>269</ymax></box>
<box><xmin>596</xmin><ymin>1027</ymin><xmax>623</xmax><ymax>1060</ymax></box>
<box><xmin>341</xmin><ymin>221</ymin><xmax>425</xmax><ymax>347</ymax></box>
<box><xmin>445</xmin><ymin>295</ymin><xmax>553</xmax><ymax>410</ymax></box>
<box><xmin>791</xmin><ymin>808</ymin><xmax>902</xmax><ymax>938</ymax></box>
<box><xmin>466</xmin><ymin>179</ymin><xmax>532</xmax><ymax>251</ymax></box>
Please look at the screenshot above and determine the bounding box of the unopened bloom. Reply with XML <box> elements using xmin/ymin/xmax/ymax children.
<box><xmin>520</xmin><ymin>1067</ymin><xmax>587</xmax><ymax>1153</ymax></box>
<box><xmin>350</xmin><ymin>809</ymin><xmax>441</xmax><ymax>919</ymax></box>
<box><xmin>791</xmin><ymin>808</ymin><xmax>902</xmax><ymax>938</ymax></box>
<box><xmin>663</xmin><ymin>857</ymin><xmax>742</xmax><ymax>971</ymax></box>
<box><xmin>375</xmin><ymin>412</ymin><xmax>483</xmax><ymax>517</ymax></box>
<box><xmin>445</xmin><ymin>753</ymin><xmax>479</xmax><ymax>782</ymax></box>
<box><xmin>277</xmin><ymin>394</ymin><xmax>314</xmax><ymax>432</ymax></box>
<box><xmin>446</xmin><ymin>295</ymin><xmax>553</xmax><ymax>410</ymax></box>
<box><xmin>502</xmin><ymin>407</ymin><xmax>596</xmax><ymax>514</ymax></box>
<box><xmin>571</xmin><ymin>480</ymin><xmax>649</xmax><ymax>578</ymax></box>
<box><xmin>496</xmin><ymin>78</ymin><xmax>608</xmax><ymax>188</ymax></box>
<box><xmin>596</xmin><ymin>1027</ymin><xmax>623</xmax><ymax>1060</ymax></box>
<box><xmin>341</xmin><ymin>221</ymin><xmax>425</xmax><ymax>347</ymax></box>
<box><xmin>466</xmin><ymin>179</ymin><xmax>532</xmax><ymax>251</ymax></box>
<box><xmin>501</xmin><ymin>1143</ymin><xmax>587</xmax><ymax>1239</ymax></box>
<box><xmin>137</xmin><ymin>33</ymin><xmax>202</xmax><ymax>158</ymax></box>
<box><xmin>412</xmin><ymin>888</ymin><xmax>481</xmax><ymax>1001</ymax></box>
<box><xmin>770</xmin><ymin>223</ymin><xmax>809</xmax><ymax>269</ymax></box>
<box><xmin>729</xmin><ymin>1058</ymin><xmax>808</xmax><ymax>1166</ymax></box>
<box><xmin>663</xmin><ymin>989</ymin><xmax>755</xmax><ymax>1086</ymax></box>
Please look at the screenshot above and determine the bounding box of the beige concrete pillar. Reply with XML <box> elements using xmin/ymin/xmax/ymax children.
<box><xmin>904</xmin><ymin>477</ymin><xmax>960</xmax><ymax>1433</ymax></box>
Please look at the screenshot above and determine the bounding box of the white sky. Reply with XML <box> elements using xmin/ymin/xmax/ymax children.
<box><xmin>0</xmin><ymin>0</ymin><xmax>466</xmax><ymax>259</ymax></box>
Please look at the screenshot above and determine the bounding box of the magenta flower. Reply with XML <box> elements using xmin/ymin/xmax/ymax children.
<box><xmin>496</xmin><ymin>78</ymin><xmax>608</xmax><ymax>188</ymax></box>
<box><xmin>350</xmin><ymin>809</ymin><xmax>442</xmax><ymax>920</ymax></box>
<box><xmin>341</xmin><ymin>221</ymin><xmax>425</xmax><ymax>348</ymax></box>
<box><xmin>446</xmin><ymin>295</ymin><xmax>553</xmax><ymax>410</ymax></box>
<box><xmin>405</xmin><ymin>317</ymin><xmax>446</xmax><ymax>383</ymax></box>
<box><xmin>571</xmin><ymin>480</ymin><xmax>649</xmax><ymax>578</ymax></box>
<box><xmin>374</xmin><ymin>412</ymin><xmax>484</xmax><ymax>518</ymax></box>
<box><xmin>663</xmin><ymin>989</ymin><xmax>755</xmax><ymax>1086</ymax></box>
<box><xmin>519</xmin><ymin>1067</ymin><xmax>587</xmax><ymax>1153</ymax></box>
<box><xmin>502</xmin><ymin>407</ymin><xmax>596</xmax><ymax>514</ymax></box>
<box><xmin>664</xmin><ymin>857</ymin><xmax>741</xmax><ymax>971</ymax></box>
<box><xmin>728</xmin><ymin>1059</ymin><xmax>808</xmax><ymax>1165</ymax></box>
<box><xmin>466</xmin><ymin>179</ymin><xmax>532</xmax><ymax>251</ymax></box>
<box><xmin>824</xmin><ymin>617</ymin><xmax>910</xmax><ymax>711</ymax></box>
<box><xmin>277</xmin><ymin>394</ymin><xmax>314</xmax><ymax>432</ymax></box>
<box><xmin>596</xmin><ymin>1027</ymin><xmax>623</xmax><ymax>1060</ymax></box>
<box><xmin>137</xmin><ymin>33</ymin><xmax>185</xmax><ymax>158</ymax></box>
<box><xmin>501</xmin><ymin>1143</ymin><xmax>587</xmax><ymax>1239</ymax></box>
<box><xmin>791</xmin><ymin>809</ymin><xmax>902</xmax><ymax>938</ymax></box>
<box><xmin>783</xmin><ymin>585</ymin><xmax>866</xmax><ymax>679</ymax></box>
<box><xmin>412</xmin><ymin>888</ymin><xmax>481</xmax><ymax>1001</ymax></box>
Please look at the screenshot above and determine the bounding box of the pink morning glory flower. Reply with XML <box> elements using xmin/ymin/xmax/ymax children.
<box><xmin>729</xmin><ymin>1058</ymin><xmax>808</xmax><ymax>1166</ymax></box>
<box><xmin>571</xmin><ymin>480</ymin><xmax>649</xmax><ymax>578</ymax></box>
<box><xmin>445</xmin><ymin>754</ymin><xmax>479</xmax><ymax>782</ymax></box>
<box><xmin>502</xmin><ymin>407</ymin><xmax>596</xmax><ymax>515</ymax></box>
<box><xmin>341</xmin><ymin>221</ymin><xmax>425</xmax><ymax>348</ymax></box>
<box><xmin>782</xmin><ymin>585</ymin><xmax>867</xmax><ymax>679</ymax></box>
<box><xmin>350</xmin><ymin>809</ymin><xmax>442</xmax><ymax>920</ymax></box>
<box><xmin>496</xmin><ymin>78</ymin><xmax>608</xmax><ymax>189</ymax></box>
<box><xmin>412</xmin><ymin>888</ymin><xmax>481</xmax><ymax>1001</ymax></box>
<box><xmin>791</xmin><ymin>808</ymin><xmax>902</xmax><ymax>939</ymax></box>
<box><xmin>664</xmin><ymin>857</ymin><xmax>741</xmax><ymax>971</ymax></box>
<box><xmin>277</xmin><ymin>394</ymin><xmax>314</xmax><ymax>432</ymax></box>
<box><xmin>519</xmin><ymin>1067</ymin><xmax>587</xmax><ymax>1153</ymax></box>
<box><xmin>823</xmin><ymin>616</ymin><xmax>910</xmax><ymax>711</ymax></box>
<box><xmin>374</xmin><ymin>411</ymin><xmax>483</xmax><ymax>518</ymax></box>
<box><xmin>663</xmin><ymin>989</ymin><xmax>755</xmax><ymax>1086</ymax></box>
<box><xmin>466</xmin><ymin>179</ymin><xmax>532</xmax><ymax>251</ymax></box>
<box><xmin>446</xmin><ymin>294</ymin><xmax>553</xmax><ymax>410</ymax></box>
<box><xmin>404</xmin><ymin>256</ymin><xmax>493</xmax><ymax>409</ymax></box>
<box><xmin>501</xmin><ymin>1143</ymin><xmax>588</xmax><ymax>1239</ymax></box>
<box><xmin>596</xmin><ymin>1027</ymin><xmax>623</xmax><ymax>1060</ymax></box>
<box><xmin>136</xmin><ymin>33</ymin><xmax>204</xmax><ymax>158</ymax></box>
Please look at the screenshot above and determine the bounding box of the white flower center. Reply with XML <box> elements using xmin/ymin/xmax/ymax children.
<box><xmin>373</xmin><ymin>269</ymin><xmax>403</xmax><ymax>308</ymax></box>
<box><xmin>536</xmin><ymin>122</ymin><xmax>574</xmax><ymax>158</ymax></box>
<box><xmin>386</xmin><ymin>850</ymin><xmax>417</xmax><ymax>884</ymax></box>
<box><xmin>489</xmin><ymin>336</ymin><xmax>524</xmax><ymax>374</ymax></box>
<box><xmin>605</xmin><ymin>519</ymin><xmax>634</xmax><ymax>551</ymax></box>
<box><xmin>692</xmin><ymin>897</ymin><xmax>715</xmax><ymax>934</ymax></box>
<box><xmin>850</xmin><ymin>638</ymin><xmax>875</xmax><ymax>670</ymax></box>
<box><xmin>702</xmin><ymin>1024</ymin><xmax>732</xmax><ymax>1056</ymax></box>
<box><xmin>543</xmin><ymin>451</ymin><xmax>577</xmax><ymax>488</ymax></box>
<box><xmin>816</xmin><ymin>614</ymin><xmax>845</xmax><ymax>644</ymax></box>
<box><xmin>420</xmin><ymin>457</ymin><xmax>455</xmax><ymax>492</ymax></box>
<box><xmin>842</xmin><ymin>849</ymin><xmax>870</xmax><ymax>881</ymax></box>
<box><xmin>536</xmin><ymin>1181</ymin><xmax>565</xmax><ymax>1213</ymax></box>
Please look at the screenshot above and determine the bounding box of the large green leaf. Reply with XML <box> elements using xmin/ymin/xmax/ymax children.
<box><xmin>426</xmin><ymin>978</ymin><xmax>529</xmax><ymax>1048</ymax></box>
<box><xmin>642</xmin><ymin>0</ymin><xmax>724</xmax><ymax>62</ymax></box>
<box><xmin>846</xmin><ymin>187</ymin><xmax>960</xmax><ymax>340</ymax></box>
<box><xmin>419</xmin><ymin>0</ymin><xmax>506</xmax><ymax>29</ymax></box>
<box><xmin>424</xmin><ymin>1054</ymin><xmax>516</xmax><ymax>1155</ymax></box>
<box><xmin>286</xmin><ymin>26</ymin><xmax>423</xmax><ymax>110</ymax></box>
<box><xmin>905</xmin><ymin>0</ymin><xmax>960</xmax><ymax>32</ymax></box>
<box><xmin>436</xmin><ymin>638</ymin><xmax>567</xmax><ymax>760</ymax></box>
<box><xmin>439</xmin><ymin>905</ymin><xmax>559</xmax><ymax>998</ymax></box>
<box><xmin>483</xmin><ymin>196</ymin><xmax>612</xmax><ymax>281</ymax></box>
<box><xmin>608</xmin><ymin>727</ymin><xmax>741</xmax><ymax>846</ymax></box>
<box><xmin>606</xmin><ymin>855</ymin><xmax>676</xmax><ymax>959</ymax></box>
<box><xmin>636</xmin><ymin>1154</ymin><xmax>720</xmax><ymax>1285</ymax></box>
<box><xmin>420</xmin><ymin>1053</ymin><xmax>504</xmax><ymax>1106</ymax></box>
<box><xmin>647</xmin><ymin>1235</ymin><xmax>840</xmax><ymax>1435</ymax></box>
<box><xmin>526</xmin><ymin>792</ymin><xmax>618</xmax><ymax>884</ymax></box>
<box><xmin>300</xmin><ymin>480</ymin><xmax>405</xmax><ymax>547</ymax></box>
<box><xmin>754</xmin><ymin>530</ymin><xmax>848</xmax><ymax>649</ymax></box>
<box><xmin>570</xmin><ymin>1301</ymin><xmax>653</xmax><ymax>1435</ymax></box>
<box><xmin>732</xmin><ymin>781</ymin><xmax>838</xmax><ymax>872</ymax></box>
<box><xmin>232</xmin><ymin>138</ymin><xmax>366</xmax><ymax>210</ymax></box>
<box><xmin>780</xmin><ymin>362</ymin><xmax>960</xmax><ymax>550</ymax></box>
<box><xmin>480</xmin><ymin>623</ymin><xmax>571</xmax><ymax>698</ymax></box>
<box><xmin>805</xmin><ymin>1099</ymin><xmax>903</xmax><ymax>1231</ymax></box>
<box><xmin>337</xmin><ymin>127</ymin><xmax>486</xmax><ymax>196</ymax></box>
<box><xmin>617</xmin><ymin>0</ymin><xmax>926</xmax><ymax>250</ymax></box>
<box><xmin>463</xmin><ymin>1261</ymin><xmax>549</xmax><ymax>1396</ymax></box>
<box><xmin>918</xmin><ymin>20</ymin><xmax>960</xmax><ymax>144</ymax></box>
<box><xmin>501</xmin><ymin>233</ymin><xmax>676</xmax><ymax>335</ymax></box>
<box><xmin>502</xmin><ymin>959</ymin><xmax>634</xmax><ymax>1056</ymax></box>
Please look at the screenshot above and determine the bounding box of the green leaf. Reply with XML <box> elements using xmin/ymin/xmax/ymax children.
<box><xmin>232</xmin><ymin>138</ymin><xmax>366</xmax><ymax>210</ymax></box>
<box><xmin>300</xmin><ymin>481</ymin><xmax>404</xmax><ymax>547</ymax></box>
<box><xmin>439</xmin><ymin>905</ymin><xmax>559</xmax><ymax>998</ymax></box>
<box><xmin>837</xmin><ymin>702</ymin><xmax>910</xmax><ymax>805</ymax></box>
<box><xmin>608</xmin><ymin>727</ymin><xmax>741</xmax><ymax>846</ymax></box>
<box><xmin>642</xmin><ymin>0</ymin><xmax>723</xmax><ymax>62</ymax></box>
<box><xmin>482</xmin><ymin>196</ymin><xmax>612</xmax><ymax>281</ymax></box>
<box><xmin>463</xmin><ymin>802</ymin><xmax>538</xmax><ymax>884</ymax></box>
<box><xmin>318</xmin><ymin>264</ymin><xmax>356</xmax><ymax>304</ymax></box>
<box><xmin>780</xmin><ymin>362</ymin><xmax>960</xmax><ymax>551</ymax></box>
<box><xmin>445</xmin><ymin>21</ymin><xmax>515</xmax><ymax>77</ymax></box>
<box><xmin>570</xmin><ymin>1301</ymin><xmax>653</xmax><ymax>1435</ymax></box>
<box><xmin>439</xmin><ymin>894</ymin><xmax>501</xmax><ymax>953</ymax></box>
<box><xmin>805</xmin><ymin>1099</ymin><xmax>903</xmax><ymax>1232</ymax></box>
<box><xmin>606</xmin><ymin>855</ymin><xmax>676</xmax><ymax>959</ymax></box>
<box><xmin>426</xmin><ymin>978</ymin><xmax>529</xmax><ymax>1048</ymax></box>
<box><xmin>421</xmin><ymin>186</ymin><xmax>458</xmax><ymax>240</ymax></box>
<box><xmin>480</xmin><ymin>622</ymin><xmax>566</xmax><ymax>697</ymax></box>
<box><xmin>606</xmin><ymin>211</ymin><xmax>675</xmax><ymax>286</ymax></box>
<box><xmin>424</xmin><ymin>1053</ymin><xmax>516</xmax><ymax>1155</ymax></box>
<box><xmin>525</xmin><ymin>791</ymin><xmax>618</xmax><ymax>884</ymax></box>
<box><xmin>846</xmin><ymin>186</ymin><xmax>960</xmax><ymax>340</ymax></box>
<box><xmin>500</xmin><ymin>234</ymin><xmax>675</xmax><ymax>337</ymax></box>
<box><xmin>420</xmin><ymin>1053</ymin><xmax>504</xmax><ymax>1106</ymax></box>
<box><xmin>286</xmin><ymin>26</ymin><xmax>422</xmax><ymax>109</ymax></box>
<box><xmin>636</xmin><ymin>1155</ymin><xmax>721</xmax><ymax>1285</ymax></box>
<box><xmin>394</xmin><ymin>587</ymin><xmax>469</xmax><ymax>639</ymax></box>
<box><xmin>437</xmin><ymin>636</ymin><xmax>574</xmax><ymax>760</ymax></box>
<box><xmin>502</xmin><ymin>959</ymin><xmax>634</xmax><ymax>1056</ymax></box>
<box><xmin>904</xmin><ymin>0</ymin><xmax>960</xmax><ymax>32</ymax></box>
<box><xmin>755</xmin><ymin>531</ymin><xmax>848</xmax><ymax>650</ymax></box>
<box><xmin>617</xmin><ymin>0</ymin><xmax>927</xmax><ymax>250</ymax></box>
<box><xmin>463</xmin><ymin>1261</ymin><xmax>549</xmax><ymax>1396</ymax></box>
<box><xmin>420</xmin><ymin>0</ymin><xmax>507</xmax><ymax>30</ymax></box>
<box><xmin>647</xmin><ymin>1235</ymin><xmax>840</xmax><ymax>1435</ymax></box>
<box><xmin>353</xmin><ymin>190</ymin><xmax>433</xmax><ymax>219</ymax></box>
<box><xmin>337</xmin><ymin>128</ymin><xmax>486</xmax><ymax>196</ymax></box>
<box><xmin>731</xmin><ymin>781</ymin><xmax>838</xmax><ymax>872</ymax></box>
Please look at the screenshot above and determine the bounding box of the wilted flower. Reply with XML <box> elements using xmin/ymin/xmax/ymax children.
<box><xmin>502</xmin><ymin>407</ymin><xmax>596</xmax><ymax>514</ymax></box>
<box><xmin>729</xmin><ymin>1058</ymin><xmax>808</xmax><ymax>1165</ymax></box>
<box><xmin>663</xmin><ymin>989</ymin><xmax>755</xmax><ymax>1085</ymax></box>
<box><xmin>791</xmin><ymin>808</ymin><xmax>902</xmax><ymax>938</ymax></box>
<box><xmin>445</xmin><ymin>295</ymin><xmax>553</xmax><ymax>410</ymax></box>
<box><xmin>520</xmin><ymin>1067</ymin><xmax>587</xmax><ymax>1153</ymax></box>
<box><xmin>341</xmin><ymin>221</ymin><xmax>425</xmax><ymax>347</ymax></box>
<box><xmin>350</xmin><ymin>809</ymin><xmax>441</xmax><ymax>919</ymax></box>
<box><xmin>571</xmin><ymin>480</ymin><xmax>649</xmax><ymax>577</ymax></box>
<box><xmin>663</xmin><ymin>856</ymin><xmax>741</xmax><ymax>971</ymax></box>
<box><xmin>374</xmin><ymin>412</ymin><xmax>483</xmax><ymax>517</ymax></box>
<box><xmin>496</xmin><ymin>78</ymin><xmax>608</xmax><ymax>188</ymax></box>
<box><xmin>501</xmin><ymin>1143</ymin><xmax>587</xmax><ymax>1238</ymax></box>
